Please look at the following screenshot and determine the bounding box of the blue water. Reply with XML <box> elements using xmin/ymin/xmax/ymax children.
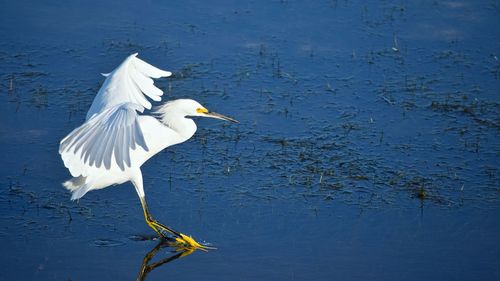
<box><xmin>0</xmin><ymin>1</ymin><xmax>499</xmax><ymax>280</ymax></box>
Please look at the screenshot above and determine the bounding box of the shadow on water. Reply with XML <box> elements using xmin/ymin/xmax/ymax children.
<box><xmin>136</xmin><ymin>239</ymin><xmax>195</xmax><ymax>281</ymax></box>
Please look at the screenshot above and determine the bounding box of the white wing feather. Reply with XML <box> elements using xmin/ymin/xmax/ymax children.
<box><xmin>86</xmin><ymin>53</ymin><xmax>171</xmax><ymax>120</ymax></box>
<box><xmin>59</xmin><ymin>103</ymin><xmax>148</xmax><ymax>176</ymax></box>
<box><xmin>59</xmin><ymin>54</ymin><xmax>171</xmax><ymax>177</ymax></box>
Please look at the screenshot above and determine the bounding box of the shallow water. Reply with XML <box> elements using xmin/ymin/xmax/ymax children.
<box><xmin>0</xmin><ymin>1</ymin><xmax>499</xmax><ymax>280</ymax></box>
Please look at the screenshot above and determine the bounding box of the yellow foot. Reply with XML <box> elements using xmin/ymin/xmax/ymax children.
<box><xmin>174</xmin><ymin>233</ymin><xmax>216</xmax><ymax>251</ymax></box>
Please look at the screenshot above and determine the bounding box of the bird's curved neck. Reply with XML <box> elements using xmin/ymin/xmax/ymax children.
<box><xmin>160</xmin><ymin>112</ymin><xmax>197</xmax><ymax>142</ymax></box>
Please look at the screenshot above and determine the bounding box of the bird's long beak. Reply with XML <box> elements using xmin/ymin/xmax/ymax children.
<box><xmin>205</xmin><ymin>112</ymin><xmax>239</xmax><ymax>123</ymax></box>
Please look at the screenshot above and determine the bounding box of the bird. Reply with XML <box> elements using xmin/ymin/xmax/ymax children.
<box><xmin>59</xmin><ymin>53</ymin><xmax>237</xmax><ymax>249</ymax></box>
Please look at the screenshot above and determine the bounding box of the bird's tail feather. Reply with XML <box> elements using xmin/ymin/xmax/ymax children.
<box><xmin>63</xmin><ymin>176</ymin><xmax>91</xmax><ymax>200</ymax></box>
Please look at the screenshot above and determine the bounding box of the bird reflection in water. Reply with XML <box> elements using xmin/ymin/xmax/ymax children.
<box><xmin>136</xmin><ymin>238</ymin><xmax>200</xmax><ymax>281</ymax></box>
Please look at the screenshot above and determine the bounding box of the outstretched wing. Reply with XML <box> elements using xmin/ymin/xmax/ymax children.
<box><xmin>59</xmin><ymin>103</ymin><xmax>149</xmax><ymax>177</ymax></box>
<box><xmin>86</xmin><ymin>53</ymin><xmax>172</xmax><ymax>120</ymax></box>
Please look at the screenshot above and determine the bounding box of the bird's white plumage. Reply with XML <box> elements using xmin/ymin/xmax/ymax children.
<box><xmin>59</xmin><ymin>103</ymin><xmax>148</xmax><ymax>175</ymax></box>
<box><xmin>59</xmin><ymin>53</ymin><xmax>171</xmax><ymax>185</ymax></box>
<box><xmin>86</xmin><ymin>53</ymin><xmax>171</xmax><ymax>120</ymax></box>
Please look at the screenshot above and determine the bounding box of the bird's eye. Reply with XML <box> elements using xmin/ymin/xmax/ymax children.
<box><xmin>196</xmin><ymin>107</ymin><xmax>208</xmax><ymax>114</ymax></box>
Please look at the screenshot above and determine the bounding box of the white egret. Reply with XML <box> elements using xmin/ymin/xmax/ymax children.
<box><xmin>59</xmin><ymin>53</ymin><xmax>237</xmax><ymax>249</ymax></box>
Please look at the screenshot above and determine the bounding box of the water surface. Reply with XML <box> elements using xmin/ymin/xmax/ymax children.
<box><xmin>0</xmin><ymin>1</ymin><xmax>499</xmax><ymax>280</ymax></box>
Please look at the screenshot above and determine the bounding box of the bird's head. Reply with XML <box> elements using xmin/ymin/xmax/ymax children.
<box><xmin>156</xmin><ymin>99</ymin><xmax>238</xmax><ymax>123</ymax></box>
